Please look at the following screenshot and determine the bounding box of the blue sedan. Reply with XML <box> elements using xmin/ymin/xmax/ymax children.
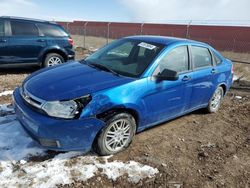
<box><xmin>13</xmin><ymin>36</ymin><xmax>234</xmax><ymax>155</ymax></box>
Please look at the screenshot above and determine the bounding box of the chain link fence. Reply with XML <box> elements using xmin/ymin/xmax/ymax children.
<box><xmin>58</xmin><ymin>21</ymin><xmax>250</xmax><ymax>53</ymax></box>
<box><xmin>57</xmin><ymin>21</ymin><xmax>250</xmax><ymax>82</ymax></box>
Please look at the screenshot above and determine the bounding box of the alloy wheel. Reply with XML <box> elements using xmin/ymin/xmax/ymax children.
<box><xmin>210</xmin><ymin>88</ymin><xmax>223</xmax><ymax>110</ymax></box>
<box><xmin>104</xmin><ymin>119</ymin><xmax>132</xmax><ymax>152</ymax></box>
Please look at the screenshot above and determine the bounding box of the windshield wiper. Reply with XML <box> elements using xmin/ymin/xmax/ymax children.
<box><xmin>90</xmin><ymin>63</ymin><xmax>120</xmax><ymax>77</ymax></box>
<box><xmin>81</xmin><ymin>60</ymin><xmax>95</xmax><ymax>69</ymax></box>
<box><xmin>81</xmin><ymin>60</ymin><xmax>121</xmax><ymax>77</ymax></box>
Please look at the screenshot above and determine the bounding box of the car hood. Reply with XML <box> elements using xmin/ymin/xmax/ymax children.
<box><xmin>24</xmin><ymin>61</ymin><xmax>133</xmax><ymax>101</ymax></box>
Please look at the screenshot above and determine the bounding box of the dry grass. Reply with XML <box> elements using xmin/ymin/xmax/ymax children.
<box><xmin>221</xmin><ymin>51</ymin><xmax>250</xmax><ymax>81</ymax></box>
<box><xmin>234</xmin><ymin>63</ymin><xmax>250</xmax><ymax>81</ymax></box>
<box><xmin>72</xmin><ymin>35</ymin><xmax>114</xmax><ymax>49</ymax></box>
<box><xmin>221</xmin><ymin>51</ymin><xmax>250</xmax><ymax>62</ymax></box>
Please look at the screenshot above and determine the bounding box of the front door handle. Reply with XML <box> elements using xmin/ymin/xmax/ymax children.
<box><xmin>0</xmin><ymin>39</ymin><xmax>7</xmax><ymax>43</ymax></box>
<box><xmin>211</xmin><ymin>68</ymin><xmax>217</xmax><ymax>74</ymax></box>
<box><xmin>182</xmin><ymin>75</ymin><xmax>191</xmax><ymax>81</ymax></box>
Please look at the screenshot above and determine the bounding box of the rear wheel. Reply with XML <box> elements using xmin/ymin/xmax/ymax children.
<box><xmin>207</xmin><ymin>86</ymin><xmax>224</xmax><ymax>113</ymax></box>
<box><xmin>43</xmin><ymin>53</ymin><xmax>64</xmax><ymax>67</ymax></box>
<box><xmin>94</xmin><ymin>113</ymin><xmax>136</xmax><ymax>155</ymax></box>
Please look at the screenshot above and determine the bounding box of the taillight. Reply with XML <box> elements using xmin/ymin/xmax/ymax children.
<box><xmin>68</xmin><ymin>38</ymin><xmax>74</xmax><ymax>46</ymax></box>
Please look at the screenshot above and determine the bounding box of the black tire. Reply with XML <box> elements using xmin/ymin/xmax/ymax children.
<box><xmin>94</xmin><ymin>113</ymin><xmax>136</xmax><ymax>156</ymax></box>
<box><xmin>43</xmin><ymin>53</ymin><xmax>64</xmax><ymax>68</ymax></box>
<box><xmin>206</xmin><ymin>86</ymin><xmax>224</xmax><ymax>113</ymax></box>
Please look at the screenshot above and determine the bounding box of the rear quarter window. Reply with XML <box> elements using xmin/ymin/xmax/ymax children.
<box><xmin>191</xmin><ymin>46</ymin><xmax>212</xmax><ymax>69</ymax></box>
<box><xmin>213</xmin><ymin>52</ymin><xmax>222</xmax><ymax>65</ymax></box>
<box><xmin>38</xmin><ymin>23</ymin><xmax>68</xmax><ymax>37</ymax></box>
<box><xmin>0</xmin><ymin>21</ymin><xmax>4</xmax><ymax>36</ymax></box>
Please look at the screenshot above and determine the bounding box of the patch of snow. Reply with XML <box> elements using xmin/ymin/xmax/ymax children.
<box><xmin>0</xmin><ymin>111</ymin><xmax>159</xmax><ymax>187</ymax></box>
<box><xmin>0</xmin><ymin>90</ymin><xmax>13</xmax><ymax>97</ymax></box>
<box><xmin>0</xmin><ymin>104</ymin><xmax>45</xmax><ymax>162</ymax></box>
<box><xmin>0</xmin><ymin>104</ymin><xmax>12</xmax><ymax>111</ymax></box>
<box><xmin>0</xmin><ymin>152</ymin><xmax>158</xmax><ymax>188</ymax></box>
<box><xmin>233</xmin><ymin>75</ymin><xmax>238</xmax><ymax>82</ymax></box>
<box><xmin>201</xmin><ymin>142</ymin><xmax>216</xmax><ymax>148</ymax></box>
<box><xmin>235</xmin><ymin>96</ymin><xmax>242</xmax><ymax>99</ymax></box>
<box><xmin>20</xmin><ymin>160</ymin><xmax>27</xmax><ymax>165</ymax></box>
<box><xmin>96</xmin><ymin>160</ymin><xmax>158</xmax><ymax>183</ymax></box>
<box><xmin>89</xmin><ymin>47</ymin><xmax>99</xmax><ymax>52</ymax></box>
<box><xmin>0</xmin><ymin>104</ymin><xmax>15</xmax><ymax>117</ymax></box>
<box><xmin>0</xmin><ymin>114</ymin><xmax>16</xmax><ymax>124</ymax></box>
<box><xmin>0</xmin><ymin>116</ymin><xmax>45</xmax><ymax>161</ymax></box>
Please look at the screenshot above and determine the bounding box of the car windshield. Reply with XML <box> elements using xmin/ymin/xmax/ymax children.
<box><xmin>83</xmin><ymin>39</ymin><xmax>164</xmax><ymax>78</ymax></box>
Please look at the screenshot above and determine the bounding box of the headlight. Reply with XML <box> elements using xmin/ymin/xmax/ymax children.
<box><xmin>42</xmin><ymin>100</ymin><xmax>78</xmax><ymax>119</ymax></box>
<box><xmin>41</xmin><ymin>95</ymin><xmax>91</xmax><ymax>119</ymax></box>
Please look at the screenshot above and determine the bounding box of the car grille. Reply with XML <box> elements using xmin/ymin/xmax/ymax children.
<box><xmin>20</xmin><ymin>85</ymin><xmax>46</xmax><ymax>111</ymax></box>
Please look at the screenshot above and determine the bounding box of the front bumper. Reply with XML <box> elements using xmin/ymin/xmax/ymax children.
<box><xmin>13</xmin><ymin>88</ymin><xmax>105</xmax><ymax>151</ymax></box>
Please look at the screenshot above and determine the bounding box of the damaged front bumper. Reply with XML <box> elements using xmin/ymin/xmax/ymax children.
<box><xmin>13</xmin><ymin>88</ymin><xmax>105</xmax><ymax>152</ymax></box>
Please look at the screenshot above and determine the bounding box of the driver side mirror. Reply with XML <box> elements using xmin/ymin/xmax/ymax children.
<box><xmin>155</xmin><ymin>69</ymin><xmax>179</xmax><ymax>81</ymax></box>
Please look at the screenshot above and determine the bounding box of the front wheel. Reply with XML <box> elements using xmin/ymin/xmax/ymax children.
<box><xmin>94</xmin><ymin>113</ymin><xmax>136</xmax><ymax>155</ymax></box>
<box><xmin>207</xmin><ymin>86</ymin><xmax>224</xmax><ymax>113</ymax></box>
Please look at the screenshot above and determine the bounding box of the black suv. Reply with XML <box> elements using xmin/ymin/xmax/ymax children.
<box><xmin>0</xmin><ymin>16</ymin><xmax>75</xmax><ymax>68</ymax></box>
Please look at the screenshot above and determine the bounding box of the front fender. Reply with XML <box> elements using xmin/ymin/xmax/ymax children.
<box><xmin>80</xmin><ymin>77</ymin><xmax>149</xmax><ymax>128</ymax></box>
<box><xmin>80</xmin><ymin>93</ymin><xmax>146</xmax><ymax>127</ymax></box>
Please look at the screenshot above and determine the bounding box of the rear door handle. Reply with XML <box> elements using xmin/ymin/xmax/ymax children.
<box><xmin>0</xmin><ymin>39</ymin><xmax>7</xmax><ymax>43</ymax></box>
<box><xmin>37</xmin><ymin>39</ymin><xmax>45</xmax><ymax>42</ymax></box>
<box><xmin>182</xmin><ymin>75</ymin><xmax>191</xmax><ymax>81</ymax></box>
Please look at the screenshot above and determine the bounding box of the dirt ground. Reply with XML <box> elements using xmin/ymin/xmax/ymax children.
<box><xmin>73</xmin><ymin>87</ymin><xmax>249</xmax><ymax>188</ymax></box>
<box><xmin>0</xmin><ymin>45</ymin><xmax>250</xmax><ymax>187</ymax></box>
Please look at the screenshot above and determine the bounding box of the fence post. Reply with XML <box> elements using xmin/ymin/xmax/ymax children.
<box><xmin>140</xmin><ymin>23</ymin><xmax>144</xmax><ymax>35</ymax></box>
<box><xmin>107</xmin><ymin>22</ymin><xmax>111</xmax><ymax>44</ymax></box>
<box><xmin>84</xmin><ymin>22</ymin><xmax>88</xmax><ymax>49</ymax></box>
<box><xmin>233</xmin><ymin>38</ymin><xmax>236</xmax><ymax>52</ymax></box>
<box><xmin>186</xmin><ymin>20</ymin><xmax>192</xmax><ymax>38</ymax></box>
<box><xmin>66</xmin><ymin>22</ymin><xmax>69</xmax><ymax>32</ymax></box>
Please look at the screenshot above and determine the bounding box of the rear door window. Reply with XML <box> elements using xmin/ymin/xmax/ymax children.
<box><xmin>0</xmin><ymin>21</ymin><xmax>5</xmax><ymax>36</ymax></box>
<box><xmin>38</xmin><ymin>24</ymin><xmax>68</xmax><ymax>37</ymax></box>
<box><xmin>191</xmin><ymin>46</ymin><xmax>212</xmax><ymax>69</ymax></box>
<box><xmin>10</xmin><ymin>21</ymin><xmax>39</xmax><ymax>36</ymax></box>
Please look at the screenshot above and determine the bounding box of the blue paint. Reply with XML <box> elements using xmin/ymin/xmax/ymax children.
<box><xmin>13</xmin><ymin>36</ymin><xmax>233</xmax><ymax>152</ymax></box>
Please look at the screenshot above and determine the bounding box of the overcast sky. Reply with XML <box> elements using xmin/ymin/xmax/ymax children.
<box><xmin>0</xmin><ymin>0</ymin><xmax>250</xmax><ymax>25</ymax></box>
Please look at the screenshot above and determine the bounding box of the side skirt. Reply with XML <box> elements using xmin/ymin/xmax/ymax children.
<box><xmin>137</xmin><ymin>103</ymin><xmax>208</xmax><ymax>132</ymax></box>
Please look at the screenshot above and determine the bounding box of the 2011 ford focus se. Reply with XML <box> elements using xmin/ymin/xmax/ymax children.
<box><xmin>13</xmin><ymin>36</ymin><xmax>234</xmax><ymax>155</ymax></box>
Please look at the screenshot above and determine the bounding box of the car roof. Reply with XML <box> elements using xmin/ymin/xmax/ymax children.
<box><xmin>0</xmin><ymin>16</ymin><xmax>57</xmax><ymax>25</ymax></box>
<box><xmin>126</xmin><ymin>35</ymin><xmax>209</xmax><ymax>47</ymax></box>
